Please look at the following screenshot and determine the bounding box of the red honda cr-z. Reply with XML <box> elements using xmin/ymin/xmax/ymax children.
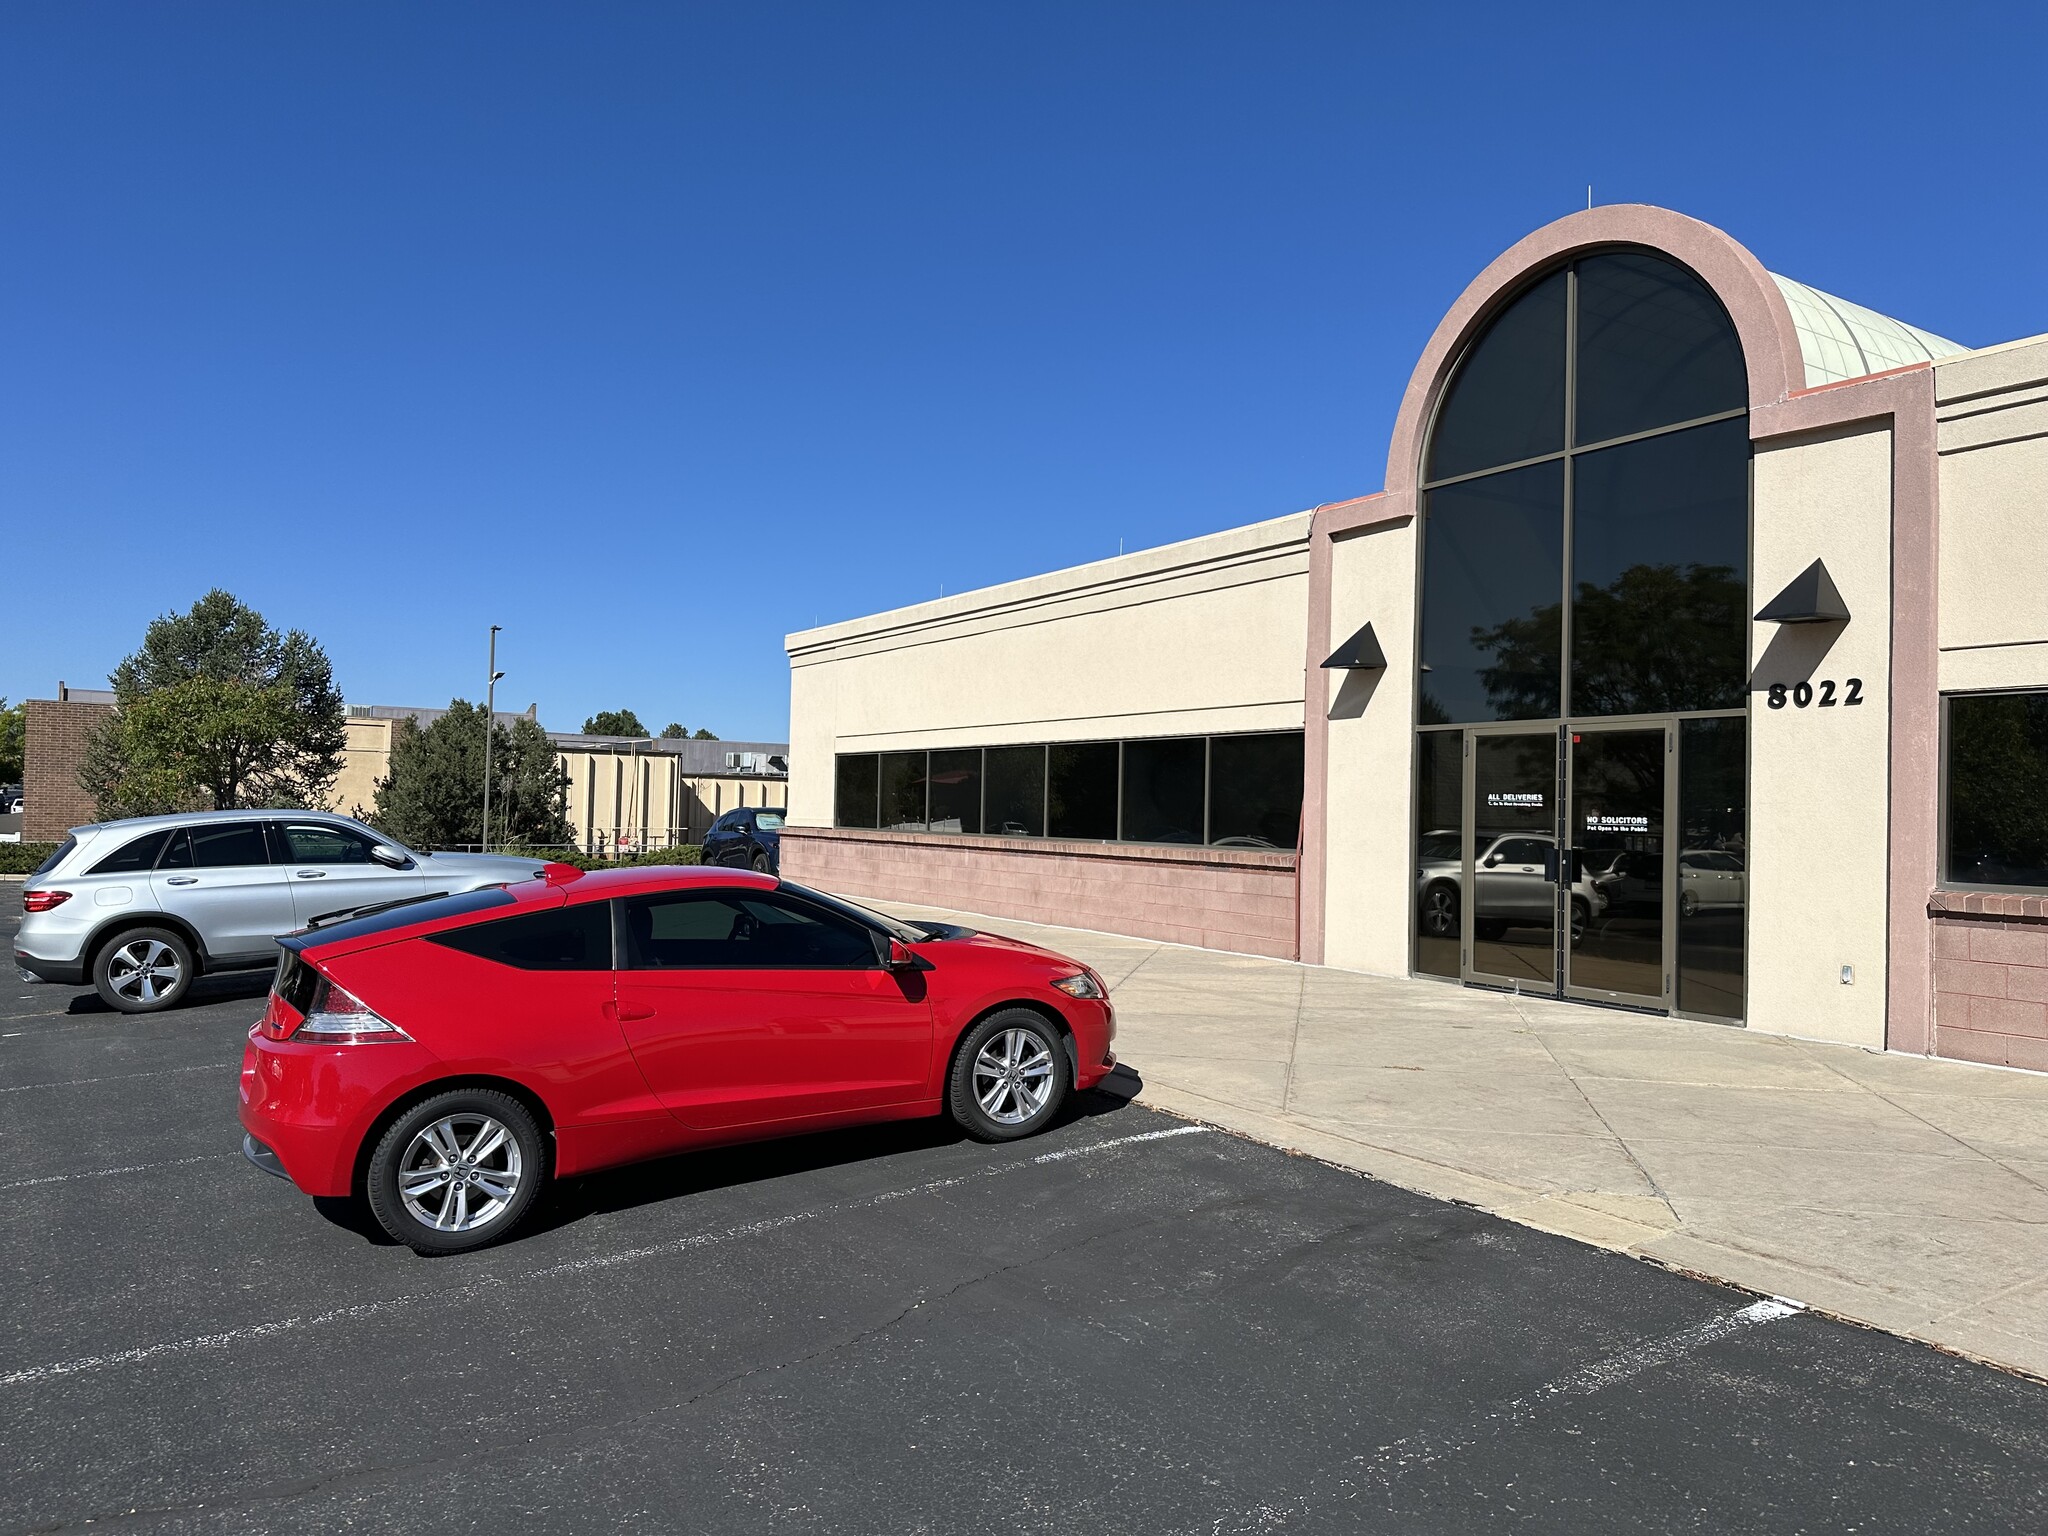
<box><xmin>240</xmin><ymin>866</ymin><xmax>1117</xmax><ymax>1253</ymax></box>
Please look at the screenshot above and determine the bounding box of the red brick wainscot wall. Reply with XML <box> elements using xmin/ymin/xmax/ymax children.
<box><xmin>779</xmin><ymin>827</ymin><xmax>1301</xmax><ymax>960</ymax></box>
<box><xmin>1930</xmin><ymin>891</ymin><xmax>2048</xmax><ymax>1073</ymax></box>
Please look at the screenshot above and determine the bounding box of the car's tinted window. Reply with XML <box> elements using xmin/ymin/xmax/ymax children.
<box><xmin>88</xmin><ymin>830</ymin><xmax>171</xmax><ymax>875</ymax></box>
<box><xmin>429</xmin><ymin>901</ymin><xmax>613</xmax><ymax>970</ymax></box>
<box><xmin>281</xmin><ymin>822</ymin><xmax>379</xmax><ymax>863</ymax></box>
<box><xmin>1492</xmin><ymin>838</ymin><xmax>1549</xmax><ymax>864</ymax></box>
<box><xmin>160</xmin><ymin>822</ymin><xmax>270</xmax><ymax>870</ymax></box>
<box><xmin>33</xmin><ymin>836</ymin><xmax>76</xmax><ymax>877</ymax></box>
<box><xmin>622</xmin><ymin>890</ymin><xmax>876</xmax><ymax>969</ymax></box>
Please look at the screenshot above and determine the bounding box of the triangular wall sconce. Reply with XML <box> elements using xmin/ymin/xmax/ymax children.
<box><xmin>1755</xmin><ymin>559</ymin><xmax>1850</xmax><ymax>624</ymax></box>
<box><xmin>1322</xmin><ymin>621</ymin><xmax>1388</xmax><ymax>670</ymax></box>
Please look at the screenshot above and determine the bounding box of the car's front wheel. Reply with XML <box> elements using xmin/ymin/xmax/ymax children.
<box><xmin>366</xmin><ymin>1089</ymin><xmax>548</xmax><ymax>1255</ymax></box>
<box><xmin>93</xmin><ymin>927</ymin><xmax>195</xmax><ymax>1014</ymax></box>
<box><xmin>948</xmin><ymin>1009</ymin><xmax>1070</xmax><ymax>1142</ymax></box>
<box><xmin>750</xmin><ymin>849</ymin><xmax>771</xmax><ymax>873</ymax></box>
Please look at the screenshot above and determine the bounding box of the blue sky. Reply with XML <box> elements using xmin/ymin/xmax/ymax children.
<box><xmin>5</xmin><ymin>2</ymin><xmax>2043</xmax><ymax>742</ymax></box>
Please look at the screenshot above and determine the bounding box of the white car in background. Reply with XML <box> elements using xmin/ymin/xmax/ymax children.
<box><xmin>15</xmin><ymin>811</ymin><xmax>546</xmax><ymax>1013</ymax></box>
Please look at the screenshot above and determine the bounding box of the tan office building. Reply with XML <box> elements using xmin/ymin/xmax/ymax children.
<box><xmin>784</xmin><ymin>204</ymin><xmax>2048</xmax><ymax>1075</ymax></box>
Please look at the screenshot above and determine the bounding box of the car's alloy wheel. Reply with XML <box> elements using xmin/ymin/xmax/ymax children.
<box><xmin>93</xmin><ymin>927</ymin><xmax>193</xmax><ymax>1014</ymax></box>
<box><xmin>397</xmin><ymin>1113</ymin><xmax>524</xmax><ymax>1234</ymax></box>
<box><xmin>949</xmin><ymin>1010</ymin><xmax>1069</xmax><ymax>1143</ymax></box>
<box><xmin>367</xmin><ymin>1089</ymin><xmax>547</xmax><ymax>1254</ymax></box>
<box><xmin>1422</xmin><ymin>883</ymin><xmax>1457</xmax><ymax>938</ymax></box>
<box><xmin>750</xmin><ymin>850</ymin><xmax>771</xmax><ymax>873</ymax></box>
<box><xmin>1570</xmin><ymin>900</ymin><xmax>1589</xmax><ymax>945</ymax></box>
<box><xmin>1680</xmin><ymin>890</ymin><xmax>1699</xmax><ymax>918</ymax></box>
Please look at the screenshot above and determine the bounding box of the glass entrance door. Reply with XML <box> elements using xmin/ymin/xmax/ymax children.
<box><xmin>1564</xmin><ymin>724</ymin><xmax>1671</xmax><ymax>1007</ymax></box>
<box><xmin>1464</xmin><ymin>730</ymin><xmax>1560</xmax><ymax>990</ymax></box>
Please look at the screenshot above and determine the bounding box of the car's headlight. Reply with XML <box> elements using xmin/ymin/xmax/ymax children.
<box><xmin>1051</xmin><ymin>971</ymin><xmax>1105</xmax><ymax>1000</ymax></box>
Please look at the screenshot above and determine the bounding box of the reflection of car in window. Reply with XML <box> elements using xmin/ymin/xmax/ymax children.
<box><xmin>1415</xmin><ymin>830</ymin><xmax>1606</xmax><ymax>945</ymax></box>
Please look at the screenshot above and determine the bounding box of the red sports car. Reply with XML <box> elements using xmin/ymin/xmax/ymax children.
<box><xmin>240</xmin><ymin>865</ymin><xmax>1117</xmax><ymax>1253</ymax></box>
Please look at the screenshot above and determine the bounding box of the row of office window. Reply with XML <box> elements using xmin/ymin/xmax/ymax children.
<box><xmin>834</xmin><ymin>732</ymin><xmax>1304</xmax><ymax>850</ymax></box>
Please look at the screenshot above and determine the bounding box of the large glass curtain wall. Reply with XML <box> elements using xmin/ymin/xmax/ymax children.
<box><xmin>1414</xmin><ymin>250</ymin><xmax>1750</xmax><ymax>1018</ymax></box>
<box><xmin>835</xmin><ymin>732</ymin><xmax>1304</xmax><ymax>851</ymax></box>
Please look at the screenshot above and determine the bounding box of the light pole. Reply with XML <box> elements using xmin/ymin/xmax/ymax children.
<box><xmin>481</xmin><ymin>625</ymin><xmax>504</xmax><ymax>852</ymax></box>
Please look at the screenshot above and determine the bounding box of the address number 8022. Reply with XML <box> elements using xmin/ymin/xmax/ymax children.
<box><xmin>1767</xmin><ymin>678</ymin><xmax>1863</xmax><ymax>709</ymax></box>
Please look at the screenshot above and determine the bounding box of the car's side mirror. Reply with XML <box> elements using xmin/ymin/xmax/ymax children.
<box><xmin>369</xmin><ymin>844</ymin><xmax>408</xmax><ymax>869</ymax></box>
<box><xmin>1482</xmin><ymin>854</ymin><xmax>1501</xmax><ymax>868</ymax></box>
<box><xmin>871</xmin><ymin>931</ymin><xmax>920</xmax><ymax>969</ymax></box>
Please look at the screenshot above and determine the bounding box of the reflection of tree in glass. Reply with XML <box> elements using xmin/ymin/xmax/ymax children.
<box><xmin>1474</xmin><ymin>563</ymin><xmax>1743</xmax><ymax>720</ymax></box>
<box><xmin>1949</xmin><ymin>696</ymin><xmax>2048</xmax><ymax>886</ymax></box>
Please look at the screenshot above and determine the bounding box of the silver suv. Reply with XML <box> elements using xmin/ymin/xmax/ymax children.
<box><xmin>15</xmin><ymin>811</ymin><xmax>548</xmax><ymax>1013</ymax></box>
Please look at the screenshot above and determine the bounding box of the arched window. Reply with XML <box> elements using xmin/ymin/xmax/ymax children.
<box><xmin>1418</xmin><ymin>251</ymin><xmax>1749</xmax><ymax>724</ymax></box>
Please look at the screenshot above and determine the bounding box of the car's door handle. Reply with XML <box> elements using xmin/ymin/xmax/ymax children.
<box><xmin>602</xmin><ymin>1000</ymin><xmax>655</xmax><ymax>1022</ymax></box>
<box><xmin>295</xmin><ymin>870</ymin><xmax>326</xmax><ymax>879</ymax></box>
<box><xmin>165</xmin><ymin>876</ymin><xmax>198</xmax><ymax>886</ymax></box>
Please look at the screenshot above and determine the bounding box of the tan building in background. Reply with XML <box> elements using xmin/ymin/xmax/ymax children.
<box><xmin>20</xmin><ymin>694</ymin><xmax>787</xmax><ymax>855</ymax></box>
<box><xmin>334</xmin><ymin>705</ymin><xmax>787</xmax><ymax>852</ymax></box>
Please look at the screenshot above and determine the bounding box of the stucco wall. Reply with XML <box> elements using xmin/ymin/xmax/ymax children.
<box><xmin>784</xmin><ymin>513</ymin><xmax>1315</xmax><ymax>830</ymax></box>
<box><xmin>1319</xmin><ymin>517</ymin><xmax>1418</xmax><ymax>975</ymax></box>
<box><xmin>1747</xmin><ymin>424</ymin><xmax>1895</xmax><ymax>1046</ymax></box>
<box><xmin>1936</xmin><ymin>334</ymin><xmax>2048</xmax><ymax>693</ymax></box>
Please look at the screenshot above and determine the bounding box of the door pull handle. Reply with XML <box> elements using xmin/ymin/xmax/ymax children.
<box><xmin>165</xmin><ymin>876</ymin><xmax>198</xmax><ymax>886</ymax></box>
<box><xmin>603</xmin><ymin>1001</ymin><xmax>655</xmax><ymax>1022</ymax></box>
<box><xmin>295</xmin><ymin>870</ymin><xmax>326</xmax><ymax>879</ymax></box>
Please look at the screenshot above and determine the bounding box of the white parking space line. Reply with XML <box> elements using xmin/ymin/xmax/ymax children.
<box><xmin>0</xmin><ymin>1062</ymin><xmax>237</xmax><ymax>1094</ymax></box>
<box><xmin>0</xmin><ymin>1123</ymin><xmax>1213</xmax><ymax>1388</ymax></box>
<box><xmin>0</xmin><ymin>1153</ymin><xmax>240</xmax><ymax>1192</ymax></box>
<box><xmin>1348</xmin><ymin>1297</ymin><xmax>1805</xmax><ymax>1487</ymax></box>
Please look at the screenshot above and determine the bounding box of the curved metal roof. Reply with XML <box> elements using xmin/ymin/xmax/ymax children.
<box><xmin>1768</xmin><ymin>274</ymin><xmax>1968</xmax><ymax>388</ymax></box>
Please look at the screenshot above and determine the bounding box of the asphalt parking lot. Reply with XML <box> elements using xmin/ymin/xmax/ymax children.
<box><xmin>6</xmin><ymin>886</ymin><xmax>2048</xmax><ymax>1533</ymax></box>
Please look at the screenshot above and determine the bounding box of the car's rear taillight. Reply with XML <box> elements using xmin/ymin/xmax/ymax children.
<box><xmin>23</xmin><ymin>890</ymin><xmax>72</xmax><ymax>914</ymax></box>
<box><xmin>257</xmin><ymin>963</ymin><xmax>411</xmax><ymax>1044</ymax></box>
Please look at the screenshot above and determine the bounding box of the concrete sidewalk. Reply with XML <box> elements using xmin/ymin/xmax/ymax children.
<box><xmin>881</xmin><ymin>899</ymin><xmax>2048</xmax><ymax>1381</ymax></box>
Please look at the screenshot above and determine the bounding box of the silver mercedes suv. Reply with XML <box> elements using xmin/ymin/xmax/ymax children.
<box><xmin>15</xmin><ymin>811</ymin><xmax>549</xmax><ymax>1013</ymax></box>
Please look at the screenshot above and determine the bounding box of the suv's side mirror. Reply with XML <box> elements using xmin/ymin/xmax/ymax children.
<box><xmin>369</xmin><ymin>844</ymin><xmax>408</xmax><ymax>869</ymax></box>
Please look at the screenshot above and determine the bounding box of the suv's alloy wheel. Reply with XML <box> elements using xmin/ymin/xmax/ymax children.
<box><xmin>93</xmin><ymin>927</ymin><xmax>194</xmax><ymax>1014</ymax></box>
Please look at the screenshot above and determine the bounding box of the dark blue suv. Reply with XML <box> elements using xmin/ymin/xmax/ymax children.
<box><xmin>701</xmin><ymin>806</ymin><xmax>784</xmax><ymax>874</ymax></box>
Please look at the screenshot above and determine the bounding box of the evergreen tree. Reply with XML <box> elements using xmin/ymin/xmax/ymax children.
<box><xmin>583</xmin><ymin>709</ymin><xmax>649</xmax><ymax>737</ymax></box>
<box><xmin>368</xmin><ymin>701</ymin><xmax>573</xmax><ymax>850</ymax></box>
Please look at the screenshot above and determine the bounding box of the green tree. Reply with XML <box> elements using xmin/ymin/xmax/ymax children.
<box><xmin>693</xmin><ymin>727</ymin><xmax>719</xmax><ymax>741</ymax></box>
<box><xmin>660</xmin><ymin>722</ymin><xmax>688</xmax><ymax>739</ymax></box>
<box><xmin>79</xmin><ymin>590</ymin><xmax>346</xmax><ymax>817</ymax></box>
<box><xmin>0</xmin><ymin>698</ymin><xmax>24</xmax><ymax>785</ymax></box>
<box><xmin>368</xmin><ymin>701</ymin><xmax>573</xmax><ymax>850</ymax></box>
<box><xmin>583</xmin><ymin>709</ymin><xmax>649</xmax><ymax>737</ymax></box>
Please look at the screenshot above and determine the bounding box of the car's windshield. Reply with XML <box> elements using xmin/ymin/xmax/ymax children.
<box><xmin>779</xmin><ymin>881</ymin><xmax>923</xmax><ymax>943</ymax></box>
<box><xmin>1419</xmin><ymin>831</ymin><xmax>1460</xmax><ymax>861</ymax></box>
<box><xmin>754</xmin><ymin>813</ymin><xmax>785</xmax><ymax>831</ymax></box>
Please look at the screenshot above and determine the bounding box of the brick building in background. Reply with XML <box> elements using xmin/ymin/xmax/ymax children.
<box><xmin>22</xmin><ymin>685</ymin><xmax>114</xmax><ymax>841</ymax></box>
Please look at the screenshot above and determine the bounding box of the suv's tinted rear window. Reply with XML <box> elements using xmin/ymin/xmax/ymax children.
<box><xmin>430</xmin><ymin>902</ymin><xmax>613</xmax><ymax>970</ymax></box>
<box><xmin>33</xmin><ymin>837</ymin><xmax>75</xmax><ymax>878</ymax></box>
<box><xmin>89</xmin><ymin>830</ymin><xmax>170</xmax><ymax>876</ymax></box>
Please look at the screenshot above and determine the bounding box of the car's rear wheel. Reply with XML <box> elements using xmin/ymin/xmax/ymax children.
<box><xmin>750</xmin><ymin>850</ymin><xmax>771</xmax><ymax>873</ymax></box>
<box><xmin>948</xmin><ymin>1009</ymin><xmax>1069</xmax><ymax>1143</ymax></box>
<box><xmin>93</xmin><ymin>927</ymin><xmax>194</xmax><ymax>1014</ymax></box>
<box><xmin>366</xmin><ymin>1089</ymin><xmax>547</xmax><ymax>1255</ymax></box>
